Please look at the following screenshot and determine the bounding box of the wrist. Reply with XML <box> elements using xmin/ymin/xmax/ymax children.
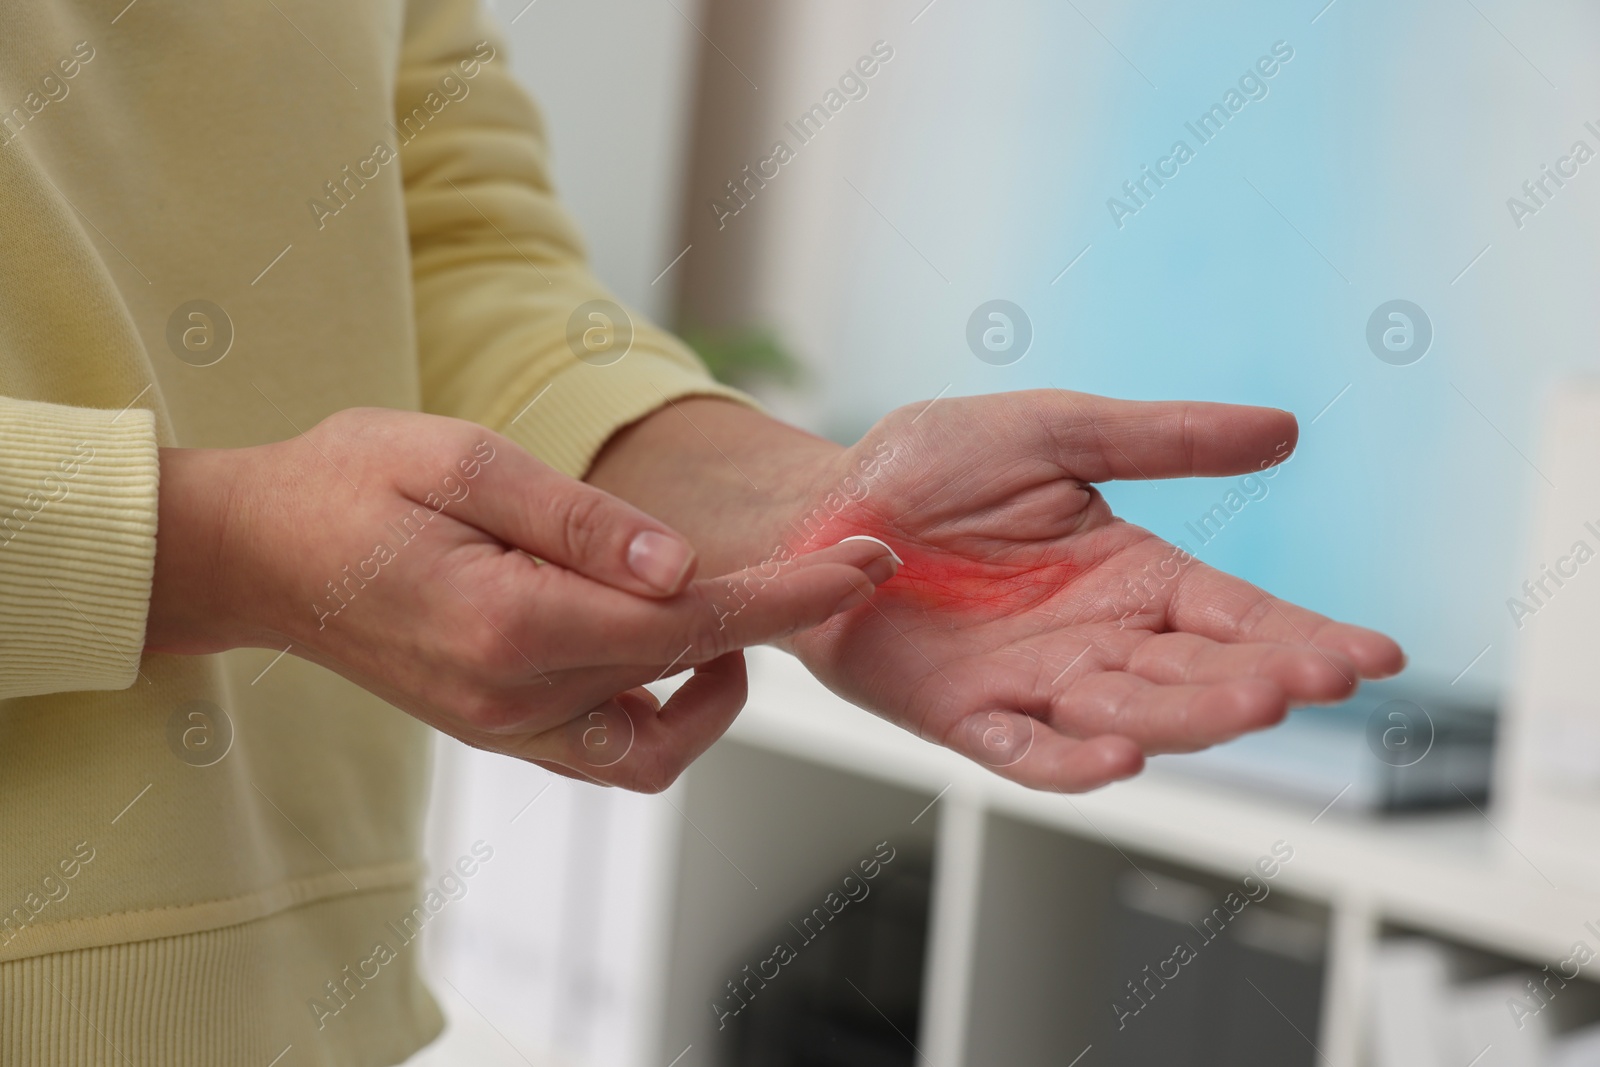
<box><xmin>147</xmin><ymin>446</ymin><xmax>262</xmax><ymax>654</ymax></box>
<box><xmin>586</xmin><ymin>398</ymin><xmax>844</xmax><ymax>575</ymax></box>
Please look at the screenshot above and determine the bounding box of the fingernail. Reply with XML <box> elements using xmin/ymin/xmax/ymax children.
<box><xmin>861</xmin><ymin>554</ymin><xmax>899</xmax><ymax>586</ymax></box>
<box><xmin>838</xmin><ymin>537</ymin><xmax>902</xmax><ymax>588</ymax></box>
<box><xmin>835</xmin><ymin>534</ymin><xmax>901</xmax><ymax>585</ymax></box>
<box><xmin>839</xmin><ymin>534</ymin><xmax>903</xmax><ymax>565</ymax></box>
<box><xmin>628</xmin><ymin>530</ymin><xmax>694</xmax><ymax>593</ymax></box>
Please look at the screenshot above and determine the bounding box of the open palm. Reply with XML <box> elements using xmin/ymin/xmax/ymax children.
<box><xmin>786</xmin><ymin>390</ymin><xmax>1404</xmax><ymax>792</ymax></box>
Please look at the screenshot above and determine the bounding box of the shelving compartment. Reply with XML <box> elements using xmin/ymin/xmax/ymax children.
<box><xmin>656</xmin><ymin>741</ymin><xmax>939</xmax><ymax>1067</ymax></box>
<box><xmin>1369</xmin><ymin>924</ymin><xmax>1600</xmax><ymax>1067</ymax></box>
<box><xmin>962</xmin><ymin>812</ymin><xmax>1332</xmax><ymax>1067</ymax></box>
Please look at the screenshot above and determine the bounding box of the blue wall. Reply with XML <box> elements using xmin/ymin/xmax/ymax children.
<box><xmin>815</xmin><ymin>0</ymin><xmax>1600</xmax><ymax>692</ymax></box>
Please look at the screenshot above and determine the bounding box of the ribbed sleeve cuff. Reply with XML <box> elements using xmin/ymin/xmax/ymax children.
<box><xmin>0</xmin><ymin>396</ymin><xmax>160</xmax><ymax>697</ymax></box>
<box><xmin>496</xmin><ymin>347</ymin><xmax>757</xmax><ymax>478</ymax></box>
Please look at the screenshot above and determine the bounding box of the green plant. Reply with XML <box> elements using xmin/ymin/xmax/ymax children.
<box><xmin>679</xmin><ymin>323</ymin><xmax>805</xmax><ymax>389</ymax></box>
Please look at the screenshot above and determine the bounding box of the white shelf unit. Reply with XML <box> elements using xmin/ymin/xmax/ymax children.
<box><xmin>650</xmin><ymin>649</ymin><xmax>1600</xmax><ymax>1067</ymax></box>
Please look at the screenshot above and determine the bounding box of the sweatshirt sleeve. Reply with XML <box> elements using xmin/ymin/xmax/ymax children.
<box><xmin>0</xmin><ymin>396</ymin><xmax>159</xmax><ymax>698</ymax></box>
<box><xmin>397</xmin><ymin>0</ymin><xmax>752</xmax><ymax>479</ymax></box>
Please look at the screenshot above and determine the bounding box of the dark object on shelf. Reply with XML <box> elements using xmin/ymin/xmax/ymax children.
<box><xmin>1099</xmin><ymin>872</ymin><xmax>1327</xmax><ymax>1067</ymax></box>
<box><xmin>1154</xmin><ymin>680</ymin><xmax>1497</xmax><ymax>812</ymax></box>
<box><xmin>726</xmin><ymin>855</ymin><xmax>932</xmax><ymax>1067</ymax></box>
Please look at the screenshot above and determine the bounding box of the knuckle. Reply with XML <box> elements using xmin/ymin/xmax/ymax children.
<box><xmin>1235</xmin><ymin>595</ymin><xmax>1277</xmax><ymax>639</ymax></box>
<box><xmin>880</xmin><ymin>403</ymin><xmax>922</xmax><ymax>437</ymax></box>
<box><xmin>679</xmin><ymin>591</ymin><xmax>733</xmax><ymax>662</ymax></box>
<box><xmin>453</xmin><ymin>608</ymin><xmax>528</xmax><ymax>679</ymax></box>
<box><xmin>630</xmin><ymin>757</ymin><xmax>683</xmax><ymax>795</ymax></box>
<box><xmin>313</xmin><ymin>406</ymin><xmax>382</xmax><ymax>446</ymax></box>
<box><xmin>555</xmin><ymin>489</ymin><xmax>610</xmax><ymax>564</ymax></box>
<box><xmin>451</xmin><ymin>687</ymin><xmax>520</xmax><ymax>733</ymax></box>
<box><xmin>1174</xmin><ymin>404</ymin><xmax>1199</xmax><ymax>472</ymax></box>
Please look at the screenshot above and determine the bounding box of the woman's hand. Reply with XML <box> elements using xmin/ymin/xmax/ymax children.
<box><xmin>783</xmin><ymin>390</ymin><xmax>1404</xmax><ymax>791</ymax></box>
<box><xmin>147</xmin><ymin>407</ymin><xmax>898</xmax><ymax>790</ymax></box>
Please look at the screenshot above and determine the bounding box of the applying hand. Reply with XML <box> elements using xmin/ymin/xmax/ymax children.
<box><xmin>147</xmin><ymin>407</ymin><xmax>898</xmax><ymax>790</ymax></box>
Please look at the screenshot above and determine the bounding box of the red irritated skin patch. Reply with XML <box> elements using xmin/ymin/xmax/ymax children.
<box><xmin>788</xmin><ymin>502</ymin><xmax>1087</xmax><ymax>618</ymax></box>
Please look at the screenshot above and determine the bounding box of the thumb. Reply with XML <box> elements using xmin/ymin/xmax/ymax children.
<box><xmin>420</xmin><ymin>434</ymin><xmax>699</xmax><ymax>598</ymax></box>
<box><xmin>1037</xmin><ymin>391</ymin><xmax>1300</xmax><ymax>481</ymax></box>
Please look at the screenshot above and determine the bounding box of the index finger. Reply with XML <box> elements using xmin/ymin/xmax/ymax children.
<box><xmin>418</xmin><ymin>430</ymin><xmax>703</xmax><ymax>598</ymax></box>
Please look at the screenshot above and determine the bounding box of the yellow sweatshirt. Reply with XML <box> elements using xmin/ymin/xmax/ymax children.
<box><xmin>0</xmin><ymin>1</ymin><xmax>742</xmax><ymax>1063</ymax></box>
